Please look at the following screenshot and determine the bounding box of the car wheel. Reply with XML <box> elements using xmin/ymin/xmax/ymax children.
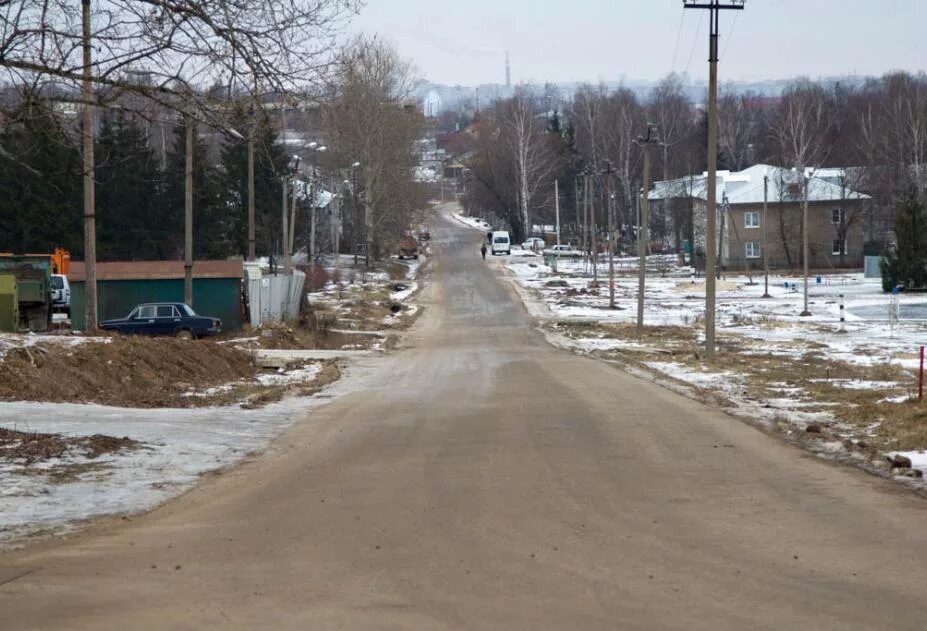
<box><xmin>176</xmin><ymin>329</ymin><xmax>194</xmax><ymax>340</ymax></box>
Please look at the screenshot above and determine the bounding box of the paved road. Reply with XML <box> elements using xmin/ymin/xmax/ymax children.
<box><xmin>4</xmin><ymin>205</ymin><xmax>927</xmax><ymax>629</ymax></box>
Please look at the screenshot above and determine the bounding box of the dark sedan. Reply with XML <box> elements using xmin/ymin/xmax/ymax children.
<box><xmin>100</xmin><ymin>302</ymin><xmax>222</xmax><ymax>339</ymax></box>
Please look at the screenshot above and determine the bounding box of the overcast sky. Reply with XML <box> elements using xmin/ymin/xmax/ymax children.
<box><xmin>352</xmin><ymin>0</ymin><xmax>926</xmax><ymax>86</ymax></box>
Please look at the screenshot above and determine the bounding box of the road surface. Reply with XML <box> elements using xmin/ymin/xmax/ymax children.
<box><xmin>3</xmin><ymin>205</ymin><xmax>927</xmax><ymax>629</ymax></box>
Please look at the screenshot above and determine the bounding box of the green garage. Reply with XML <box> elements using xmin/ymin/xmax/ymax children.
<box><xmin>69</xmin><ymin>259</ymin><xmax>244</xmax><ymax>332</ymax></box>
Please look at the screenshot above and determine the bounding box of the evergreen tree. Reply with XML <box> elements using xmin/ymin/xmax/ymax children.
<box><xmin>95</xmin><ymin>111</ymin><xmax>164</xmax><ymax>260</ymax></box>
<box><xmin>162</xmin><ymin>119</ymin><xmax>227</xmax><ymax>259</ymax></box>
<box><xmin>218</xmin><ymin>108</ymin><xmax>287</xmax><ymax>258</ymax></box>
<box><xmin>881</xmin><ymin>187</ymin><xmax>927</xmax><ymax>291</ymax></box>
<box><xmin>0</xmin><ymin>97</ymin><xmax>82</xmax><ymax>254</ymax></box>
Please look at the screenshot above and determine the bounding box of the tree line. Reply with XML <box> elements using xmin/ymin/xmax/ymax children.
<box><xmin>464</xmin><ymin>71</ymin><xmax>927</xmax><ymax>256</ymax></box>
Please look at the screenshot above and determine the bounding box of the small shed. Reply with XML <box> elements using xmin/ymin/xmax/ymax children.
<box><xmin>69</xmin><ymin>259</ymin><xmax>244</xmax><ymax>331</ymax></box>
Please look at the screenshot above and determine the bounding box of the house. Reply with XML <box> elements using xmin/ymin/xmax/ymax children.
<box><xmin>648</xmin><ymin>164</ymin><xmax>870</xmax><ymax>271</ymax></box>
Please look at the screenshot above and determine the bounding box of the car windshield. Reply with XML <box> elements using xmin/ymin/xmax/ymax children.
<box><xmin>51</xmin><ymin>276</ymin><xmax>64</xmax><ymax>289</ymax></box>
<box><xmin>494</xmin><ymin>237</ymin><xmax>508</xmax><ymax>244</ymax></box>
<box><xmin>179</xmin><ymin>304</ymin><xmax>196</xmax><ymax>316</ymax></box>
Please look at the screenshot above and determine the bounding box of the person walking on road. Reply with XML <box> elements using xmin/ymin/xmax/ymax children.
<box><xmin>480</xmin><ymin>243</ymin><xmax>487</xmax><ymax>260</ymax></box>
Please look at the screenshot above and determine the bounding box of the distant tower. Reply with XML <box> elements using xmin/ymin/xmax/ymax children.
<box><xmin>505</xmin><ymin>51</ymin><xmax>511</xmax><ymax>88</ymax></box>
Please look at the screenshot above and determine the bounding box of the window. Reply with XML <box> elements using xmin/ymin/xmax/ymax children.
<box><xmin>744</xmin><ymin>211</ymin><xmax>760</xmax><ymax>229</ymax></box>
<box><xmin>494</xmin><ymin>236</ymin><xmax>508</xmax><ymax>244</ymax></box>
<box><xmin>745</xmin><ymin>241</ymin><xmax>761</xmax><ymax>259</ymax></box>
<box><xmin>833</xmin><ymin>239</ymin><xmax>847</xmax><ymax>256</ymax></box>
<box><xmin>832</xmin><ymin>208</ymin><xmax>844</xmax><ymax>225</ymax></box>
<box><xmin>137</xmin><ymin>305</ymin><xmax>156</xmax><ymax>319</ymax></box>
<box><xmin>156</xmin><ymin>305</ymin><xmax>177</xmax><ymax>318</ymax></box>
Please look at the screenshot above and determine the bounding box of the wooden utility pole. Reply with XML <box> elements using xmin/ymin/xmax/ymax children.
<box><xmin>763</xmin><ymin>174</ymin><xmax>770</xmax><ymax>298</ymax></box>
<box><xmin>81</xmin><ymin>0</ymin><xmax>98</xmax><ymax>331</ymax></box>
<box><xmin>637</xmin><ymin>124</ymin><xmax>657</xmax><ymax>336</ymax></box>
<box><xmin>589</xmin><ymin>172</ymin><xmax>598</xmax><ymax>284</ymax></box>
<box><xmin>184</xmin><ymin>113</ymin><xmax>194</xmax><ymax>306</ymax></box>
<box><xmin>684</xmin><ymin>0</ymin><xmax>745</xmax><ymax>358</ymax></box>
<box><xmin>288</xmin><ymin>170</ymin><xmax>298</xmax><ymax>265</ymax></box>
<box><xmin>603</xmin><ymin>161</ymin><xmax>616</xmax><ymax>309</ymax></box>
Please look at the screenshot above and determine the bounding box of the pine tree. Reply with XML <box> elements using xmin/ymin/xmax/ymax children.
<box><xmin>881</xmin><ymin>187</ymin><xmax>927</xmax><ymax>291</ymax></box>
<box><xmin>162</xmin><ymin>119</ymin><xmax>227</xmax><ymax>259</ymax></box>
<box><xmin>95</xmin><ymin>112</ymin><xmax>163</xmax><ymax>260</ymax></box>
<box><xmin>0</xmin><ymin>97</ymin><xmax>82</xmax><ymax>254</ymax></box>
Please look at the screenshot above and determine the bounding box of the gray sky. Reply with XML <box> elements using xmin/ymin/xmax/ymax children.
<box><xmin>352</xmin><ymin>0</ymin><xmax>927</xmax><ymax>86</ymax></box>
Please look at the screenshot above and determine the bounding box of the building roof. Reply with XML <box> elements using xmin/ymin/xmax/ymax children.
<box><xmin>648</xmin><ymin>164</ymin><xmax>870</xmax><ymax>205</ymax></box>
<box><xmin>69</xmin><ymin>259</ymin><xmax>244</xmax><ymax>282</ymax></box>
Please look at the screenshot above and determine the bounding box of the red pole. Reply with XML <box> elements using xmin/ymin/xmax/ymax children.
<box><xmin>920</xmin><ymin>346</ymin><xmax>924</xmax><ymax>401</ymax></box>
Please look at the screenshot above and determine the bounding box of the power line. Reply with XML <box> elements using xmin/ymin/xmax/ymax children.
<box><xmin>683</xmin><ymin>11</ymin><xmax>704</xmax><ymax>77</ymax></box>
<box><xmin>670</xmin><ymin>9</ymin><xmax>687</xmax><ymax>73</ymax></box>
<box><xmin>721</xmin><ymin>11</ymin><xmax>740</xmax><ymax>60</ymax></box>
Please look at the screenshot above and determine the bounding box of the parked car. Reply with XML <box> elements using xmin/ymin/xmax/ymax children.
<box><xmin>543</xmin><ymin>244</ymin><xmax>584</xmax><ymax>258</ymax></box>
<box><xmin>50</xmin><ymin>274</ymin><xmax>70</xmax><ymax>315</ymax></box>
<box><xmin>100</xmin><ymin>302</ymin><xmax>221</xmax><ymax>339</ymax></box>
<box><xmin>491</xmin><ymin>231</ymin><xmax>511</xmax><ymax>255</ymax></box>
<box><xmin>521</xmin><ymin>237</ymin><xmax>546</xmax><ymax>251</ymax></box>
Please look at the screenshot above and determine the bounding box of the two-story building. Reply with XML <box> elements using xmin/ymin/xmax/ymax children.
<box><xmin>648</xmin><ymin>164</ymin><xmax>870</xmax><ymax>271</ymax></box>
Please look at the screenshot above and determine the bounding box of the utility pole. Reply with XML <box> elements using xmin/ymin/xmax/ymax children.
<box><xmin>247</xmin><ymin>131</ymin><xmax>256</xmax><ymax>261</ymax></box>
<box><xmin>554</xmin><ymin>179</ymin><xmax>561</xmax><ymax>273</ymax></box>
<box><xmin>81</xmin><ymin>0</ymin><xmax>98</xmax><ymax>331</ymax></box>
<box><xmin>763</xmin><ymin>174</ymin><xmax>770</xmax><ymax>298</ymax></box>
<box><xmin>309</xmin><ymin>169</ymin><xmax>317</xmax><ymax>263</ymax></box>
<box><xmin>281</xmin><ymin>174</ymin><xmax>290</xmax><ymax>274</ymax></box>
<box><xmin>289</xmin><ymin>165</ymin><xmax>298</xmax><ymax>266</ymax></box>
<box><xmin>684</xmin><ymin>0</ymin><xmax>745</xmax><ymax>358</ymax></box>
<box><xmin>184</xmin><ymin>113</ymin><xmax>194</xmax><ymax>306</ymax></box>
<box><xmin>603</xmin><ymin>161</ymin><xmax>616</xmax><ymax>309</ymax></box>
<box><xmin>637</xmin><ymin>124</ymin><xmax>658</xmax><ymax>336</ymax></box>
<box><xmin>801</xmin><ymin>171</ymin><xmax>812</xmax><ymax>316</ymax></box>
<box><xmin>589</xmin><ymin>171</ymin><xmax>599</xmax><ymax>284</ymax></box>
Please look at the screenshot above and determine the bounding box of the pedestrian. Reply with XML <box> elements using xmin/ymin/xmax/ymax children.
<box><xmin>480</xmin><ymin>243</ymin><xmax>487</xmax><ymax>260</ymax></box>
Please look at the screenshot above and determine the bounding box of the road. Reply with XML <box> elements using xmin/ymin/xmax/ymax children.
<box><xmin>3</xmin><ymin>205</ymin><xmax>927</xmax><ymax>629</ymax></box>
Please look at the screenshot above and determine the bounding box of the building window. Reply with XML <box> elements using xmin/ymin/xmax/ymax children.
<box><xmin>745</xmin><ymin>241</ymin><xmax>761</xmax><ymax>259</ymax></box>
<box><xmin>744</xmin><ymin>211</ymin><xmax>760</xmax><ymax>229</ymax></box>
<box><xmin>833</xmin><ymin>239</ymin><xmax>847</xmax><ymax>256</ymax></box>
<box><xmin>832</xmin><ymin>208</ymin><xmax>844</xmax><ymax>225</ymax></box>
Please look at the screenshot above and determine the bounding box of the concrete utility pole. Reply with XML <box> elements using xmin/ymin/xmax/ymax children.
<box><xmin>184</xmin><ymin>113</ymin><xmax>194</xmax><ymax>306</ymax></box>
<box><xmin>684</xmin><ymin>0</ymin><xmax>745</xmax><ymax>358</ymax></box>
<box><xmin>554</xmin><ymin>179</ymin><xmax>561</xmax><ymax>273</ymax></box>
<box><xmin>281</xmin><ymin>174</ymin><xmax>289</xmax><ymax>274</ymax></box>
<box><xmin>603</xmin><ymin>161</ymin><xmax>616</xmax><ymax>309</ymax></box>
<box><xmin>81</xmin><ymin>0</ymin><xmax>98</xmax><ymax>331</ymax></box>
<box><xmin>801</xmin><ymin>172</ymin><xmax>812</xmax><ymax>316</ymax></box>
<box><xmin>588</xmin><ymin>172</ymin><xmax>598</xmax><ymax>284</ymax></box>
<box><xmin>247</xmin><ymin>132</ymin><xmax>256</xmax><ymax>261</ymax></box>
<box><xmin>763</xmin><ymin>174</ymin><xmax>770</xmax><ymax>298</ymax></box>
<box><xmin>637</xmin><ymin>124</ymin><xmax>658</xmax><ymax>336</ymax></box>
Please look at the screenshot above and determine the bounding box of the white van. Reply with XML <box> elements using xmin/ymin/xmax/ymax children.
<box><xmin>491</xmin><ymin>231</ymin><xmax>511</xmax><ymax>256</ymax></box>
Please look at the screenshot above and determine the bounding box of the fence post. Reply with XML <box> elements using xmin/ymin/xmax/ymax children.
<box><xmin>920</xmin><ymin>346</ymin><xmax>924</xmax><ymax>402</ymax></box>
<box><xmin>839</xmin><ymin>293</ymin><xmax>845</xmax><ymax>332</ymax></box>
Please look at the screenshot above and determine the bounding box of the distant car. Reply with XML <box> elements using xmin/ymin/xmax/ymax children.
<box><xmin>521</xmin><ymin>237</ymin><xmax>546</xmax><ymax>251</ymax></box>
<box><xmin>543</xmin><ymin>245</ymin><xmax>584</xmax><ymax>258</ymax></box>
<box><xmin>100</xmin><ymin>303</ymin><xmax>221</xmax><ymax>339</ymax></box>
<box><xmin>418</xmin><ymin>230</ymin><xmax>431</xmax><ymax>242</ymax></box>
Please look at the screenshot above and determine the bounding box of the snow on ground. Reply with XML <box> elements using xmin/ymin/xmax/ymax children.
<box><xmin>501</xmin><ymin>253</ymin><xmax>927</xmax><ymax>478</ymax></box>
<box><xmin>452</xmin><ymin>213</ymin><xmax>492</xmax><ymax>232</ymax></box>
<box><xmin>390</xmin><ymin>281</ymin><xmax>418</xmax><ymax>303</ymax></box>
<box><xmin>0</xmin><ymin>333</ymin><xmax>108</xmax><ymax>358</ymax></box>
<box><xmin>0</xmin><ymin>359</ymin><xmax>362</xmax><ymax>547</ymax></box>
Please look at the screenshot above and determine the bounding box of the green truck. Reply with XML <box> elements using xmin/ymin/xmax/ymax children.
<box><xmin>0</xmin><ymin>255</ymin><xmax>53</xmax><ymax>332</ymax></box>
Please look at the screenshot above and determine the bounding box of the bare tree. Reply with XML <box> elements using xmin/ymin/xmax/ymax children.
<box><xmin>324</xmin><ymin>36</ymin><xmax>425</xmax><ymax>261</ymax></box>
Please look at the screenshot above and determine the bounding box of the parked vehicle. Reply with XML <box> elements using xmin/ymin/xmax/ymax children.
<box><xmin>398</xmin><ymin>236</ymin><xmax>419</xmax><ymax>259</ymax></box>
<box><xmin>521</xmin><ymin>237</ymin><xmax>546</xmax><ymax>251</ymax></box>
<box><xmin>418</xmin><ymin>229</ymin><xmax>431</xmax><ymax>242</ymax></box>
<box><xmin>491</xmin><ymin>231</ymin><xmax>511</xmax><ymax>256</ymax></box>
<box><xmin>543</xmin><ymin>244</ymin><xmax>584</xmax><ymax>258</ymax></box>
<box><xmin>0</xmin><ymin>254</ymin><xmax>53</xmax><ymax>331</ymax></box>
<box><xmin>50</xmin><ymin>274</ymin><xmax>70</xmax><ymax>314</ymax></box>
<box><xmin>100</xmin><ymin>303</ymin><xmax>221</xmax><ymax>339</ymax></box>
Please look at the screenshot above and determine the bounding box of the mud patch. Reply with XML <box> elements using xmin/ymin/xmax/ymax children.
<box><xmin>0</xmin><ymin>427</ymin><xmax>139</xmax><ymax>466</ymax></box>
